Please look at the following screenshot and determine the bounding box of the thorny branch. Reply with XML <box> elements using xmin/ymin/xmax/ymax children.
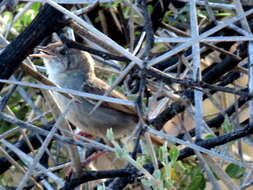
<box><xmin>1</xmin><ymin>1</ymin><xmax>253</xmax><ymax>190</ymax></box>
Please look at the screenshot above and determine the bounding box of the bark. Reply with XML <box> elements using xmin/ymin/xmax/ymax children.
<box><xmin>0</xmin><ymin>4</ymin><xmax>68</xmax><ymax>91</ymax></box>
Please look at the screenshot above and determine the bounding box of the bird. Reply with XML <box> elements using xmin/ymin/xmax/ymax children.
<box><xmin>31</xmin><ymin>42</ymin><xmax>138</xmax><ymax>139</ymax></box>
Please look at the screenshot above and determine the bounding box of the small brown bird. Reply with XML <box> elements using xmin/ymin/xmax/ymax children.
<box><xmin>32</xmin><ymin>42</ymin><xmax>138</xmax><ymax>139</ymax></box>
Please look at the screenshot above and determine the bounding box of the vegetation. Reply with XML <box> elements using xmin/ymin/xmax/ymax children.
<box><xmin>0</xmin><ymin>0</ymin><xmax>252</xmax><ymax>189</ymax></box>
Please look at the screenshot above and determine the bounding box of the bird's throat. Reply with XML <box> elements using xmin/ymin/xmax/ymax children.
<box><xmin>48</xmin><ymin>69</ymin><xmax>86</xmax><ymax>90</ymax></box>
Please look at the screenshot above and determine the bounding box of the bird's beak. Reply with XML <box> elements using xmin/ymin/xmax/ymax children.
<box><xmin>30</xmin><ymin>47</ymin><xmax>55</xmax><ymax>59</ymax></box>
<box><xmin>30</xmin><ymin>53</ymin><xmax>54</xmax><ymax>59</ymax></box>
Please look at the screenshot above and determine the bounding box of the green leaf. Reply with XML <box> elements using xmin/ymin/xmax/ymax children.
<box><xmin>197</xmin><ymin>9</ymin><xmax>207</xmax><ymax>19</ymax></box>
<box><xmin>114</xmin><ymin>143</ymin><xmax>124</xmax><ymax>158</ymax></box>
<box><xmin>147</xmin><ymin>5</ymin><xmax>154</xmax><ymax>14</ymax></box>
<box><xmin>164</xmin><ymin>162</ymin><xmax>172</xmax><ymax>179</ymax></box>
<box><xmin>204</xmin><ymin>133</ymin><xmax>215</xmax><ymax>139</ymax></box>
<box><xmin>222</xmin><ymin>115</ymin><xmax>234</xmax><ymax>133</ymax></box>
<box><xmin>225</xmin><ymin>163</ymin><xmax>245</xmax><ymax>179</ymax></box>
<box><xmin>106</xmin><ymin>128</ymin><xmax>114</xmax><ymax>141</ymax></box>
<box><xmin>162</xmin><ymin>142</ymin><xmax>169</xmax><ymax>160</ymax></box>
<box><xmin>31</xmin><ymin>2</ymin><xmax>41</xmax><ymax>11</ymax></box>
<box><xmin>136</xmin><ymin>155</ymin><xmax>146</xmax><ymax>168</ymax></box>
<box><xmin>141</xmin><ymin>179</ymin><xmax>153</xmax><ymax>187</ymax></box>
<box><xmin>215</xmin><ymin>12</ymin><xmax>234</xmax><ymax>17</ymax></box>
<box><xmin>169</xmin><ymin>146</ymin><xmax>179</xmax><ymax>164</ymax></box>
<box><xmin>2</xmin><ymin>12</ymin><xmax>12</xmax><ymax>24</ymax></box>
<box><xmin>187</xmin><ymin>175</ymin><xmax>206</xmax><ymax>190</ymax></box>
<box><xmin>153</xmin><ymin>169</ymin><xmax>161</xmax><ymax>180</ymax></box>
<box><xmin>164</xmin><ymin>180</ymin><xmax>173</xmax><ymax>188</ymax></box>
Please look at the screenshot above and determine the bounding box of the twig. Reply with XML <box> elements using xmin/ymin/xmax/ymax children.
<box><xmin>0</xmin><ymin>139</ymin><xmax>65</xmax><ymax>186</ymax></box>
<box><xmin>60</xmin><ymin>167</ymin><xmax>138</xmax><ymax>190</ymax></box>
<box><xmin>0</xmin><ymin>79</ymin><xmax>135</xmax><ymax>107</ymax></box>
<box><xmin>62</xmin><ymin>38</ymin><xmax>130</xmax><ymax>62</ymax></box>
<box><xmin>145</xmin><ymin>67</ymin><xmax>252</xmax><ymax>99</ymax></box>
<box><xmin>147</xmin><ymin>127</ymin><xmax>253</xmax><ymax>169</ymax></box>
<box><xmin>45</xmin><ymin>0</ymin><xmax>143</xmax><ymax>67</ymax></box>
<box><xmin>190</xmin><ymin>0</ymin><xmax>203</xmax><ymax>140</ymax></box>
<box><xmin>148</xmin><ymin>8</ymin><xmax>253</xmax><ymax>67</ymax></box>
<box><xmin>0</xmin><ymin>4</ymin><xmax>68</xmax><ymax>91</ymax></box>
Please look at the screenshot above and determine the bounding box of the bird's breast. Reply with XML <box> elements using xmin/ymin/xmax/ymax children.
<box><xmin>47</xmin><ymin>70</ymin><xmax>136</xmax><ymax>138</ymax></box>
<box><xmin>48</xmin><ymin>70</ymin><xmax>86</xmax><ymax>90</ymax></box>
<box><xmin>53</xmin><ymin>93</ymin><xmax>136</xmax><ymax>138</ymax></box>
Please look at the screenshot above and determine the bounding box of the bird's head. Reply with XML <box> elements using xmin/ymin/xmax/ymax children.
<box><xmin>31</xmin><ymin>42</ymin><xmax>95</xmax><ymax>77</ymax></box>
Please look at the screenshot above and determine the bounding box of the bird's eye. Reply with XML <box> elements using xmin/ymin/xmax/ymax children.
<box><xmin>59</xmin><ymin>48</ymin><xmax>67</xmax><ymax>55</ymax></box>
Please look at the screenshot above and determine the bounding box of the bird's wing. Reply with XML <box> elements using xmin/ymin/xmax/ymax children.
<box><xmin>82</xmin><ymin>78</ymin><xmax>137</xmax><ymax>116</ymax></box>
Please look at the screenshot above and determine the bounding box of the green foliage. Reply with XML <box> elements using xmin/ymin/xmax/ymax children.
<box><xmin>147</xmin><ymin>5</ymin><xmax>154</xmax><ymax>15</ymax></box>
<box><xmin>0</xmin><ymin>1</ymin><xmax>241</xmax><ymax>189</ymax></box>
<box><xmin>0</xmin><ymin>121</ymin><xmax>13</xmax><ymax>135</ymax></box>
<box><xmin>107</xmin><ymin>129</ymin><xmax>207</xmax><ymax>190</ymax></box>
<box><xmin>99</xmin><ymin>1</ymin><xmax>120</xmax><ymax>9</ymax></box>
<box><xmin>141</xmin><ymin>178</ymin><xmax>153</xmax><ymax>187</ymax></box>
<box><xmin>204</xmin><ymin>133</ymin><xmax>216</xmax><ymax>139</ymax></box>
<box><xmin>106</xmin><ymin>128</ymin><xmax>128</xmax><ymax>158</ymax></box>
<box><xmin>0</xmin><ymin>91</ymin><xmax>30</xmax><ymax>135</ymax></box>
<box><xmin>13</xmin><ymin>3</ymin><xmax>40</xmax><ymax>32</ymax></box>
<box><xmin>187</xmin><ymin>174</ymin><xmax>206</xmax><ymax>190</ymax></box>
<box><xmin>222</xmin><ymin>115</ymin><xmax>234</xmax><ymax>134</ymax></box>
<box><xmin>225</xmin><ymin>163</ymin><xmax>245</xmax><ymax>179</ymax></box>
<box><xmin>169</xmin><ymin>146</ymin><xmax>180</xmax><ymax>164</ymax></box>
<box><xmin>0</xmin><ymin>166</ymin><xmax>21</xmax><ymax>186</ymax></box>
<box><xmin>0</xmin><ymin>2</ymin><xmax>40</xmax><ymax>36</ymax></box>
